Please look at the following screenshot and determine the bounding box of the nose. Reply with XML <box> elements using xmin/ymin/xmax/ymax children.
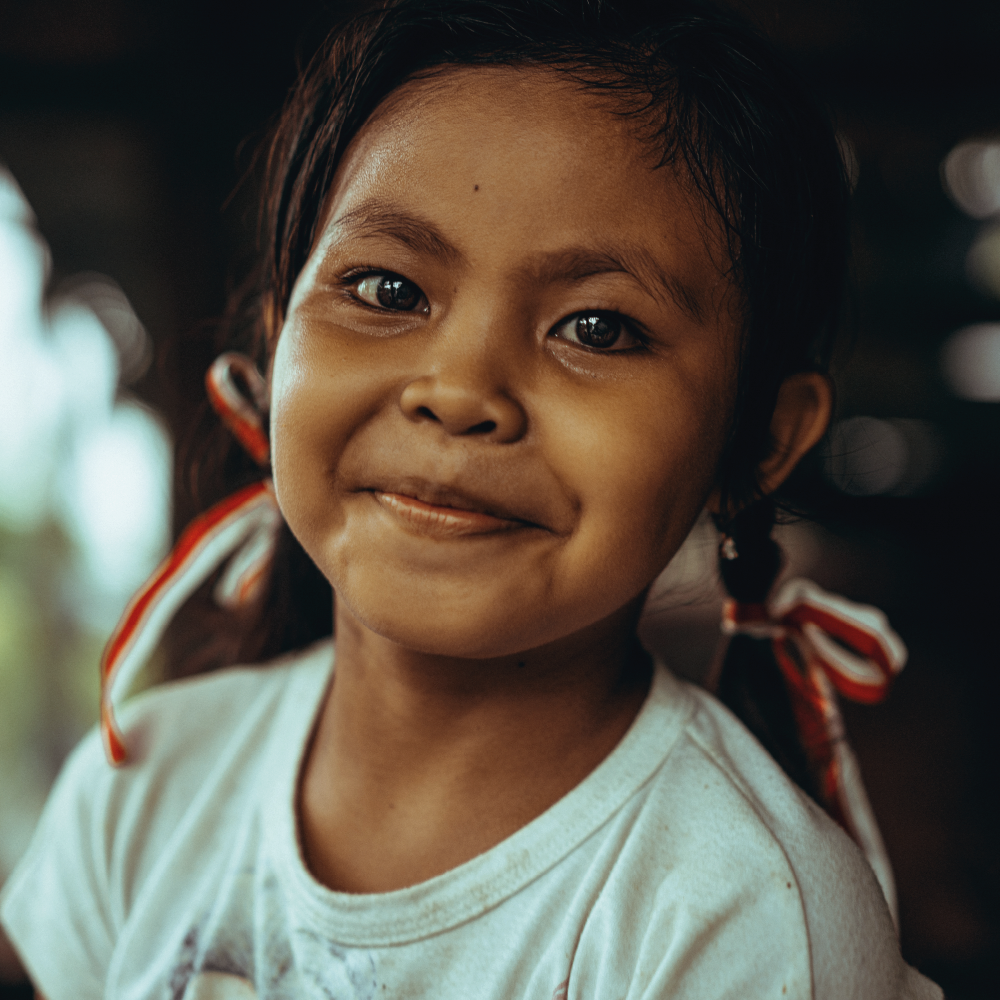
<box><xmin>399</xmin><ymin>346</ymin><xmax>528</xmax><ymax>443</ymax></box>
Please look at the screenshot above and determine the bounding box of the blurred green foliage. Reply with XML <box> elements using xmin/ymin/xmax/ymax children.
<box><xmin>0</xmin><ymin>520</ymin><xmax>103</xmax><ymax>880</ymax></box>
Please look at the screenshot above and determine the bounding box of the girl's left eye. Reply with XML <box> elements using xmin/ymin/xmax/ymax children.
<box><xmin>353</xmin><ymin>274</ymin><xmax>427</xmax><ymax>312</ymax></box>
<box><xmin>549</xmin><ymin>312</ymin><xmax>641</xmax><ymax>351</ymax></box>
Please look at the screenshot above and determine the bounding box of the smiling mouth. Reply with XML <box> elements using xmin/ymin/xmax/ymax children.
<box><xmin>371</xmin><ymin>490</ymin><xmax>529</xmax><ymax>537</ymax></box>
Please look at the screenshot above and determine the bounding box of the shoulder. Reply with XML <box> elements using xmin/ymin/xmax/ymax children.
<box><xmin>624</xmin><ymin>668</ymin><xmax>940</xmax><ymax>999</ymax></box>
<box><xmin>115</xmin><ymin>639</ymin><xmax>332</xmax><ymax>776</ymax></box>
<box><xmin>105</xmin><ymin>639</ymin><xmax>332</xmax><ymax>875</ymax></box>
<box><xmin>0</xmin><ymin>642</ymin><xmax>332</xmax><ymax>1000</ymax></box>
<box><xmin>21</xmin><ymin>642</ymin><xmax>332</xmax><ymax>855</ymax></box>
<box><xmin>94</xmin><ymin>641</ymin><xmax>329</xmax><ymax>821</ymax></box>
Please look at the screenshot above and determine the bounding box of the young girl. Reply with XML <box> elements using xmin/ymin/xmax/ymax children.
<box><xmin>1</xmin><ymin>1</ymin><xmax>943</xmax><ymax>997</ymax></box>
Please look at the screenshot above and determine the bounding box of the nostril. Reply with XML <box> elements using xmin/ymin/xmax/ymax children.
<box><xmin>464</xmin><ymin>420</ymin><xmax>497</xmax><ymax>436</ymax></box>
<box><xmin>416</xmin><ymin>406</ymin><xmax>439</xmax><ymax>422</ymax></box>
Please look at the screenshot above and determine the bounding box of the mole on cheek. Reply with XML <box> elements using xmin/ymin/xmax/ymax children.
<box><xmin>474</xmin><ymin>184</ymin><xmax>479</xmax><ymax>191</ymax></box>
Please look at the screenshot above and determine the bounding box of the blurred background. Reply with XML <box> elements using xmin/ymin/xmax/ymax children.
<box><xmin>0</xmin><ymin>0</ymin><xmax>998</xmax><ymax>996</ymax></box>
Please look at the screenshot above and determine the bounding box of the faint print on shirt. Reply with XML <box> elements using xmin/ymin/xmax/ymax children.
<box><xmin>169</xmin><ymin>905</ymin><xmax>380</xmax><ymax>999</ymax></box>
<box><xmin>182</xmin><ymin>971</ymin><xmax>257</xmax><ymax>999</ymax></box>
<box><xmin>171</xmin><ymin>922</ymin><xmax>261</xmax><ymax>1000</ymax></box>
<box><xmin>166</xmin><ymin>867</ymin><xmax>568</xmax><ymax>999</ymax></box>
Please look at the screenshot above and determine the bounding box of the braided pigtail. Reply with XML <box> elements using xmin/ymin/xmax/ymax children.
<box><xmin>713</xmin><ymin>500</ymin><xmax>907</xmax><ymax>924</ymax></box>
<box><xmin>714</xmin><ymin>500</ymin><xmax>821</xmax><ymax>802</ymax></box>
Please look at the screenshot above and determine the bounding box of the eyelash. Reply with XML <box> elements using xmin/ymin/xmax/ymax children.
<box><xmin>550</xmin><ymin>313</ymin><xmax>647</xmax><ymax>354</ymax></box>
<box><xmin>338</xmin><ymin>268</ymin><xmax>648</xmax><ymax>353</ymax></box>
<box><xmin>340</xmin><ymin>267</ymin><xmax>423</xmax><ymax>306</ymax></box>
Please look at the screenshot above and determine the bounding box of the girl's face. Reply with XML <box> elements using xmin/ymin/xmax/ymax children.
<box><xmin>271</xmin><ymin>66</ymin><xmax>740</xmax><ymax>658</ymax></box>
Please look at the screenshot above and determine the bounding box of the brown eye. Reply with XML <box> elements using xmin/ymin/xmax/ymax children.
<box><xmin>355</xmin><ymin>274</ymin><xmax>425</xmax><ymax>312</ymax></box>
<box><xmin>576</xmin><ymin>314</ymin><xmax>621</xmax><ymax>348</ymax></box>
<box><xmin>550</xmin><ymin>311</ymin><xmax>639</xmax><ymax>351</ymax></box>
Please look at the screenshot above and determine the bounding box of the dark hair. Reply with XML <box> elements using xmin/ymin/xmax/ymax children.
<box><xmin>169</xmin><ymin>0</ymin><xmax>850</xmax><ymax>807</ymax></box>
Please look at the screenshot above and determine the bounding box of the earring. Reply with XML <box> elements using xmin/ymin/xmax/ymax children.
<box><xmin>720</xmin><ymin>535</ymin><xmax>739</xmax><ymax>561</ymax></box>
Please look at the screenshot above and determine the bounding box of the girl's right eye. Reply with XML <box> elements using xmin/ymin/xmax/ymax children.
<box><xmin>353</xmin><ymin>274</ymin><xmax>427</xmax><ymax>313</ymax></box>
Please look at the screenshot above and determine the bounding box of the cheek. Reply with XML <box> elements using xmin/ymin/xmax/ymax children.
<box><xmin>541</xmin><ymin>371</ymin><xmax>729</xmax><ymax>583</ymax></box>
<box><xmin>269</xmin><ymin>318</ymin><xmax>368</xmax><ymax>543</ymax></box>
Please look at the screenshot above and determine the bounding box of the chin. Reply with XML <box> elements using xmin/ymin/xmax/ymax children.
<box><xmin>337</xmin><ymin>581</ymin><xmax>570</xmax><ymax>660</ymax></box>
<box><xmin>363</xmin><ymin>604</ymin><xmax>539</xmax><ymax>658</ymax></box>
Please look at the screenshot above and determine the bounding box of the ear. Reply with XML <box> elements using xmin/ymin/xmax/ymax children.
<box><xmin>755</xmin><ymin>370</ymin><xmax>833</xmax><ymax>496</ymax></box>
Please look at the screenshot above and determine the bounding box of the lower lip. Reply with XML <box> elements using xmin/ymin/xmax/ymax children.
<box><xmin>372</xmin><ymin>491</ymin><xmax>522</xmax><ymax>537</ymax></box>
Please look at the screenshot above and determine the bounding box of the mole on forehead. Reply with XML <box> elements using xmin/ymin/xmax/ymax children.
<box><xmin>332</xmin><ymin>62</ymin><xmax>673</xmax><ymax>217</ymax></box>
<box><xmin>322</xmin><ymin>69</ymin><xmax>727</xmax><ymax>324</ymax></box>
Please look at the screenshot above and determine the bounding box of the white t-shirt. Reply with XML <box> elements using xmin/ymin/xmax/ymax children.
<box><xmin>1</xmin><ymin>641</ymin><xmax>941</xmax><ymax>1000</ymax></box>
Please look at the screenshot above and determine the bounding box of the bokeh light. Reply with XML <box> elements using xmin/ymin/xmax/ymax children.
<box><xmin>823</xmin><ymin>416</ymin><xmax>944</xmax><ymax>497</ymax></box>
<box><xmin>942</xmin><ymin>140</ymin><xmax>1000</xmax><ymax>220</ymax></box>
<box><xmin>0</xmin><ymin>167</ymin><xmax>170</xmax><ymax>623</ymax></box>
<box><xmin>941</xmin><ymin>323</ymin><xmax>1000</xmax><ymax>402</ymax></box>
<box><xmin>0</xmin><ymin>165</ymin><xmax>171</xmax><ymax>884</ymax></box>
<box><xmin>965</xmin><ymin>222</ymin><xmax>1000</xmax><ymax>300</ymax></box>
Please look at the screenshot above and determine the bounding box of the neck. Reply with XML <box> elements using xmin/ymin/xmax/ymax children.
<box><xmin>298</xmin><ymin>597</ymin><xmax>651</xmax><ymax>894</ymax></box>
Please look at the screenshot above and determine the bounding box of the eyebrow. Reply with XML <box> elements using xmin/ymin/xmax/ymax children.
<box><xmin>330</xmin><ymin>200</ymin><xmax>463</xmax><ymax>264</ymax></box>
<box><xmin>329</xmin><ymin>199</ymin><xmax>705</xmax><ymax>322</ymax></box>
<box><xmin>527</xmin><ymin>246</ymin><xmax>706</xmax><ymax>324</ymax></box>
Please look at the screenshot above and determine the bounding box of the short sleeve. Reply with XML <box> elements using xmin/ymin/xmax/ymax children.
<box><xmin>629</xmin><ymin>890</ymin><xmax>944</xmax><ymax>1000</ymax></box>
<box><xmin>792</xmin><ymin>807</ymin><xmax>945</xmax><ymax>1000</ymax></box>
<box><xmin>0</xmin><ymin>728</ymin><xmax>116</xmax><ymax>1000</ymax></box>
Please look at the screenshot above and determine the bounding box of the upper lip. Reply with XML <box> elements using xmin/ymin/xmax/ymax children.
<box><xmin>365</xmin><ymin>477</ymin><xmax>545</xmax><ymax>529</ymax></box>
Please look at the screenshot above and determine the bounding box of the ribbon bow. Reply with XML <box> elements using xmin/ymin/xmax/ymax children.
<box><xmin>723</xmin><ymin>577</ymin><xmax>907</xmax><ymax>705</ymax></box>
<box><xmin>723</xmin><ymin>576</ymin><xmax>907</xmax><ymax>926</ymax></box>
<box><xmin>100</xmin><ymin>353</ymin><xmax>281</xmax><ymax>766</ymax></box>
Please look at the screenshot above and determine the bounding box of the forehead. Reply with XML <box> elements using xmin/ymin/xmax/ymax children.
<box><xmin>317</xmin><ymin>65</ymin><xmax>729</xmax><ymax>314</ymax></box>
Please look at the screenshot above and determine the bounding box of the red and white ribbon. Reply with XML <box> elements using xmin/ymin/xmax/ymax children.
<box><xmin>100</xmin><ymin>481</ymin><xmax>281</xmax><ymax>764</ymax></box>
<box><xmin>100</xmin><ymin>354</ymin><xmax>281</xmax><ymax>766</ymax></box>
<box><xmin>723</xmin><ymin>577</ymin><xmax>907</xmax><ymax>927</ymax></box>
<box><xmin>723</xmin><ymin>577</ymin><xmax>906</xmax><ymax>704</ymax></box>
<box><xmin>204</xmin><ymin>352</ymin><xmax>271</xmax><ymax>467</ymax></box>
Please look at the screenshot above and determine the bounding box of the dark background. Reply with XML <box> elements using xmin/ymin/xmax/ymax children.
<box><xmin>0</xmin><ymin>0</ymin><xmax>998</xmax><ymax>996</ymax></box>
